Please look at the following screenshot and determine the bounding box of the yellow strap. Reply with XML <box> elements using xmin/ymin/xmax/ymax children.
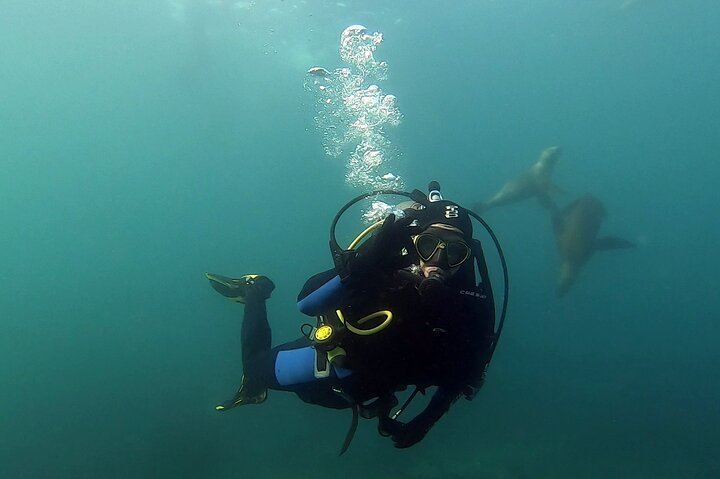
<box><xmin>336</xmin><ymin>309</ymin><xmax>393</xmax><ymax>336</ymax></box>
<box><xmin>347</xmin><ymin>221</ymin><xmax>384</xmax><ymax>250</ymax></box>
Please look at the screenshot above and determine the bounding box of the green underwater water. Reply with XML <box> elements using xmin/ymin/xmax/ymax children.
<box><xmin>1</xmin><ymin>1</ymin><xmax>719</xmax><ymax>478</ymax></box>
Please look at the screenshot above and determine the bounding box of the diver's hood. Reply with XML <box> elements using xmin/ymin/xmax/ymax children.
<box><xmin>402</xmin><ymin>194</ymin><xmax>474</xmax><ymax>241</ymax></box>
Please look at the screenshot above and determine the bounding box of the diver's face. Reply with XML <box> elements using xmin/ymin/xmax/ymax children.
<box><xmin>414</xmin><ymin>225</ymin><xmax>470</xmax><ymax>279</ymax></box>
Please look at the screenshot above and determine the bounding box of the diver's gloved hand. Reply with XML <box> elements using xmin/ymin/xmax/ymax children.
<box><xmin>385</xmin><ymin>416</ymin><xmax>435</xmax><ymax>449</ymax></box>
<box><xmin>463</xmin><ymin>364</ymin><xmax>489</xmax><ymax>401</ymax></box>
<box><xmin>347</xmin><ymin>214</ymin><xmax>416</xmax><ymax>281</ymax></box>
<box><xmin>384</xmin><ymin>386</ymin><xmax>459</xmax><ymax>448</ymax></box>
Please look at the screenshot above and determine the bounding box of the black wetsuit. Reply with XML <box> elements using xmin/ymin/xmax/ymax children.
<box><xmin>240</xmin><ymin>266</ymin><xmax>495</xmax><ymax>415</ymax></box>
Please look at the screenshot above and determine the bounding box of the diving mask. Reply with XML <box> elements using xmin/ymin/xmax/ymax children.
<box><xmin>413</xmin><ymin>233</ymin><xmax>471</xmax><ymax>268</ymax></box>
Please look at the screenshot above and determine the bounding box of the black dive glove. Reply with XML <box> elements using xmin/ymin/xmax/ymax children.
<box><xmin>379</xmin><ymin>387</ymin><xmax>459</xmax><ymax>449</ymax></box>
<box><xmin>346</xmin><ymin>214</ymin><xmax>416</xmax><ymax>282</ymax></box>
<box><xmin>381</xmin><ymin>416</ymin><xmax>434</xmax><ymax>449</ymax></box>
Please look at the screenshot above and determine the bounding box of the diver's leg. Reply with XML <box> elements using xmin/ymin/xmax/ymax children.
<box><xmin>215</xmin><ymin>276</ymin><xmax>275</xmax><ymax>411</ymax></box>
<box><xmin>237</xmin><ymin>281</ymin><xmax>275</xmax><ymax>397</ymax></box>
<box><xmin>241</xmin><ymin>285</ymin><xmax>273</xmax><ymax>377</ymax></box>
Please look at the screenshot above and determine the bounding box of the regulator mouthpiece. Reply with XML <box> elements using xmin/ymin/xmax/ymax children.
<box><xmin>418</xmin><ymin>271</ymin><xmax>445</xmax><ymax>297</ymax></box>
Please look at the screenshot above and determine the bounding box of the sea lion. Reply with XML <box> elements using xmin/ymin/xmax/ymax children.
<box><xmin>474</xmin><ymin>146</ymin><xmax>563</xmax><ymax>213</ymax></box>
<box><xmin>553</xmin><ymin>195</ymin><xmax>635</xmax><ymax>296</ymax></box>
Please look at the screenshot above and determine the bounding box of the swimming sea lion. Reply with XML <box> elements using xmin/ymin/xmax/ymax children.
<box><xmin>474</xmin><ymin>146</ymin><xmax>563</xmax><ymax>213</ymax></box>
<box><xmin>553</xmin><ymin>195</ymin><xmax>635</xmax><ymax>296</ymax></box>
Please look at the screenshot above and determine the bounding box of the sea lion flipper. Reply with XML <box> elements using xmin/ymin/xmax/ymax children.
<box><xmin>594</xmin><ymin>236</ymin><xmax>635</xmax><ymax>251</ymax></box>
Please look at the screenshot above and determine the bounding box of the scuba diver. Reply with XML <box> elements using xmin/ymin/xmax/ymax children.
<box><xmin>206</xmin><ymin>182</ymin><xmax>508</xmax><ymax>453</ymax></box>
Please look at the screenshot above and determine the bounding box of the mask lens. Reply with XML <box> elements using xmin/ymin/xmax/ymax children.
<box><xmin>446</xmin><ymin>241</ymin><xmax>471</xmax><ymax>267</ymax></box>
<box><xmin>415</xmin><ymin>234</ymin><xmax>441</xmax><ymax>261</ymax></box>
<box><xmin>415</xmin><ymin>234</ymin><xmax>470</xmax><ymax>267</ymax></box>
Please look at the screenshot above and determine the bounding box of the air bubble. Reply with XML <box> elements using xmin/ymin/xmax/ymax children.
<box><xmin>305</xmin><ymin>26</ymin><xmax>404</xmax><ymax>191</ymax></box>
